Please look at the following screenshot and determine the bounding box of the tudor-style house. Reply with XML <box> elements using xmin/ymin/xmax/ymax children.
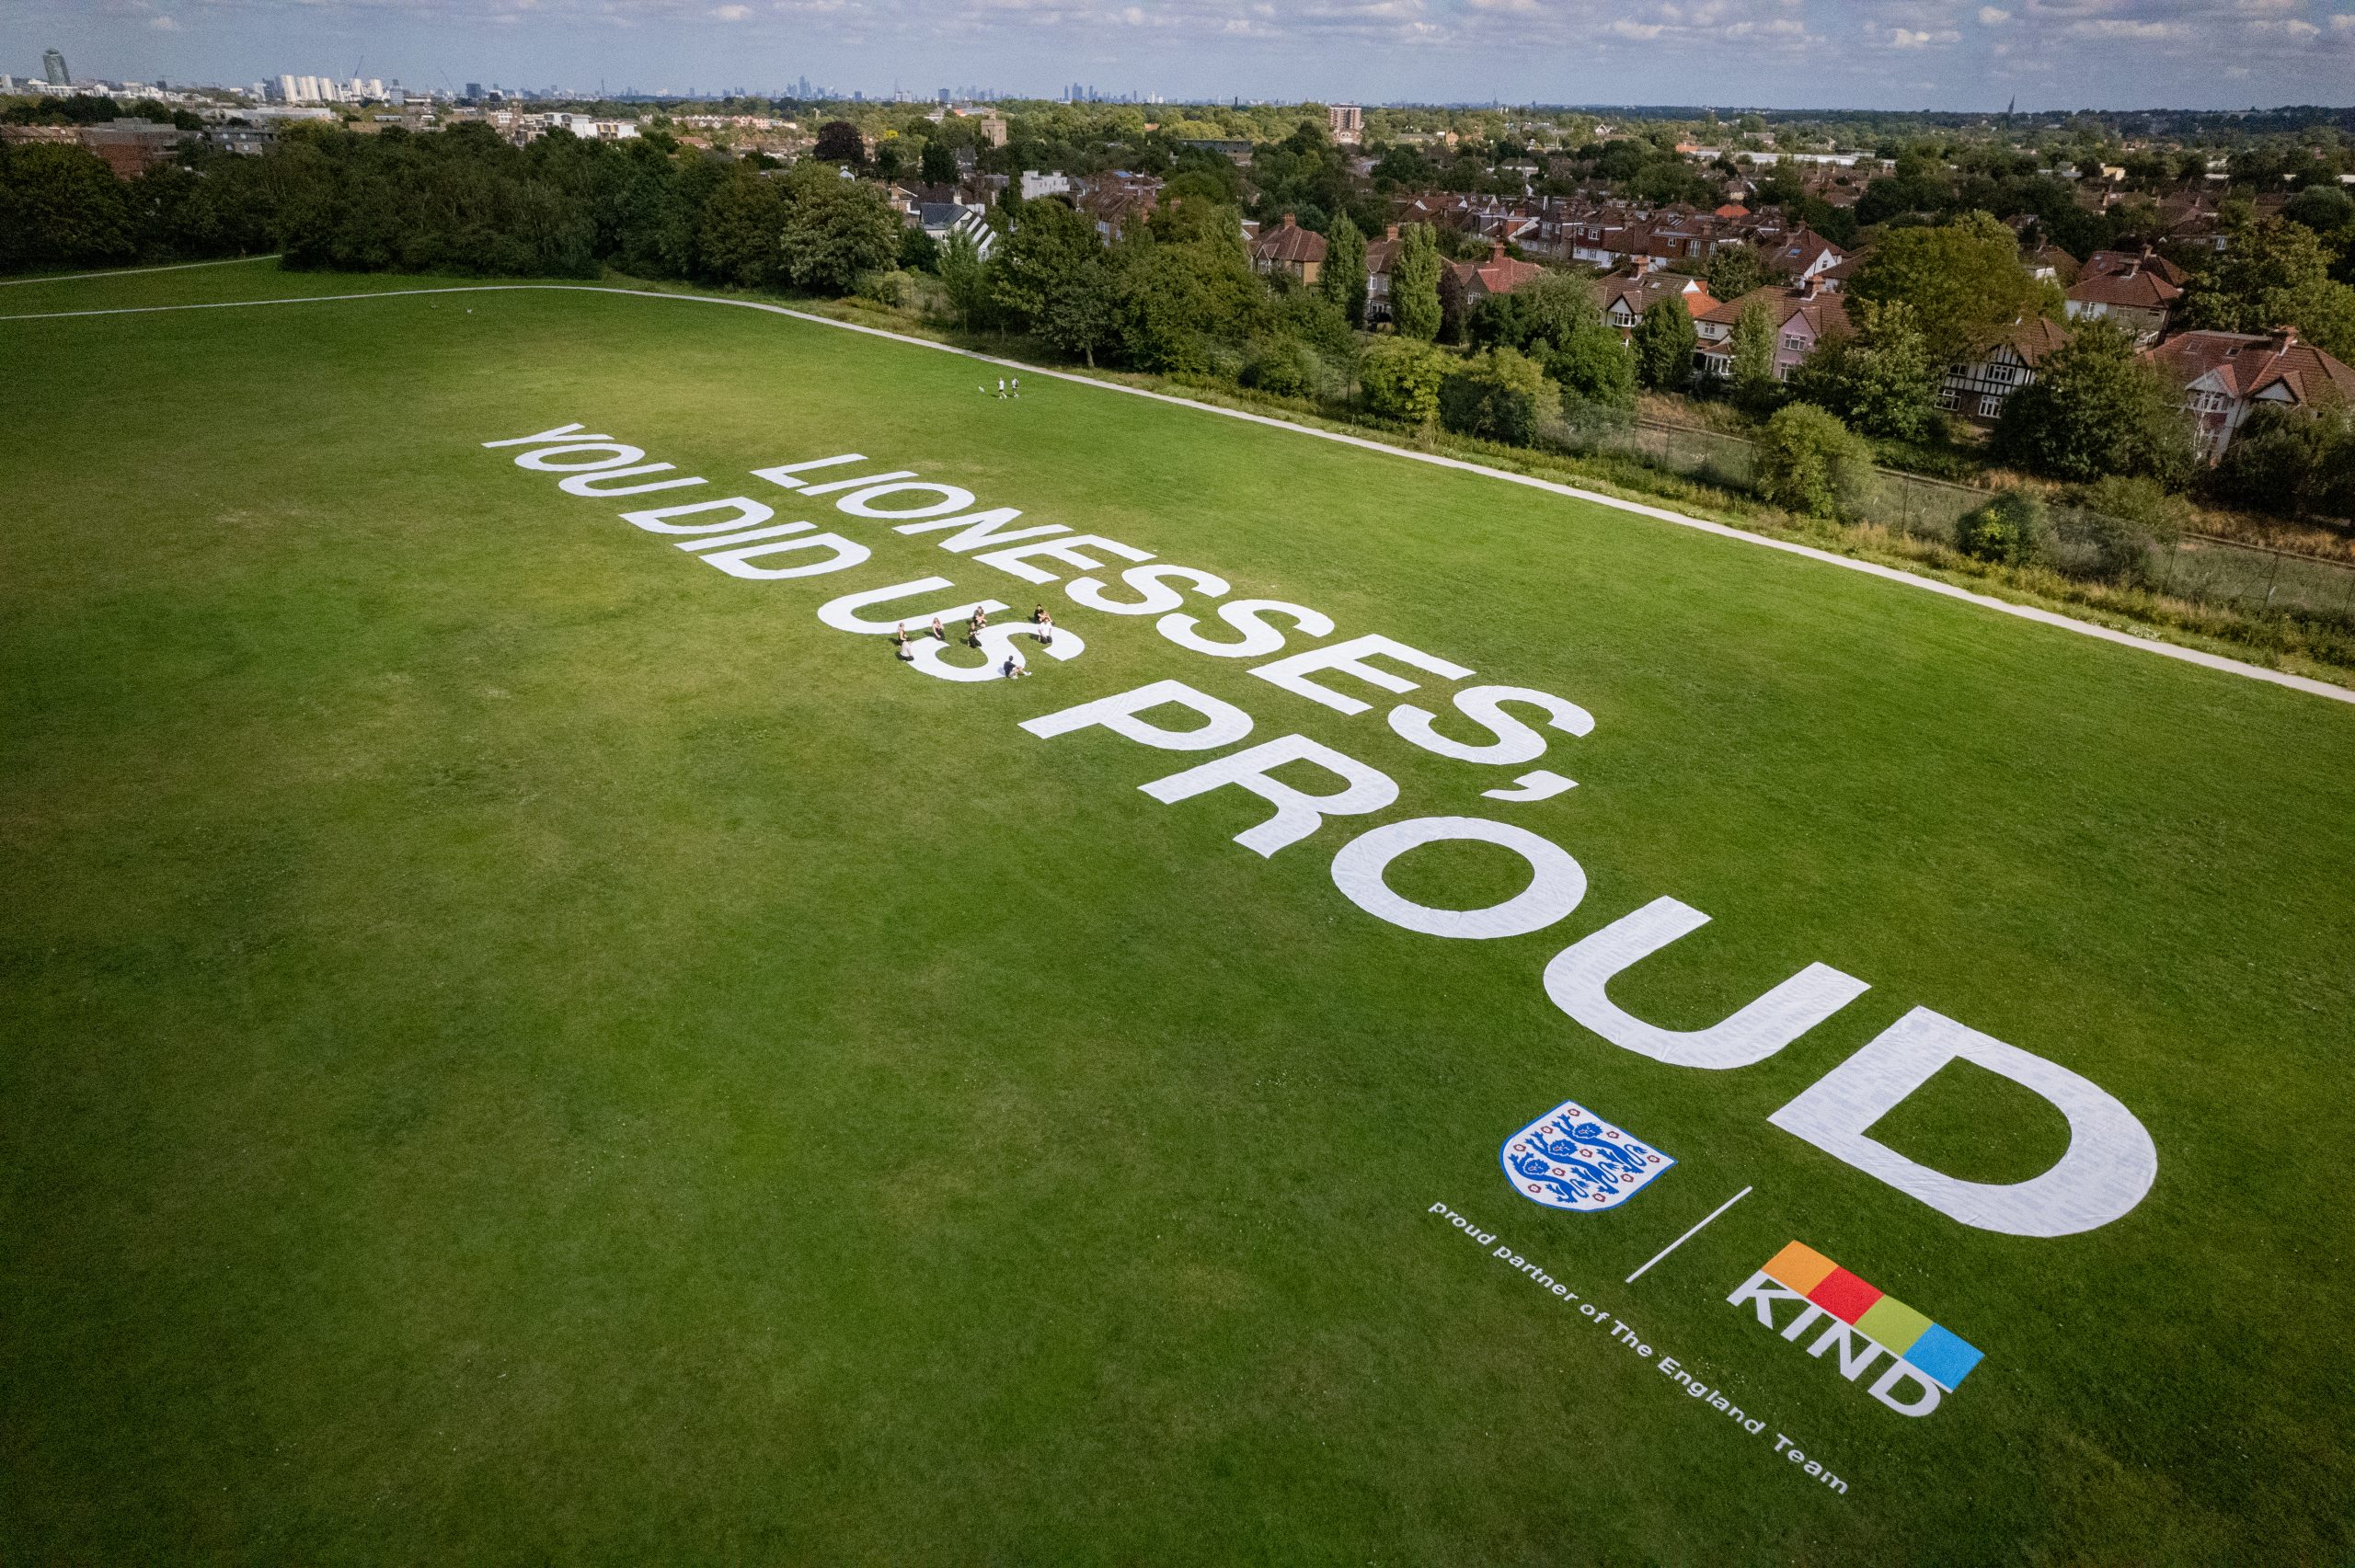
<box><xmin>1938</xmin><ymin>316</ymin><xmax>2070</xmax><ymax>424</ymax></box>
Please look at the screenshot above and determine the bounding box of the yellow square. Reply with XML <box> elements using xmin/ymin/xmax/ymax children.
<box><xmin>1857</xmin><ymin>1296</ymin><xmax>1935</xmax><ymax>1356</ymax></box>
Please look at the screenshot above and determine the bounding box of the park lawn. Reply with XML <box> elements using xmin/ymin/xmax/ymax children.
<box><xmin>3</xmin><ymin>269</ymin><xmax>2352</xmax><ymax>1563</ymax></box>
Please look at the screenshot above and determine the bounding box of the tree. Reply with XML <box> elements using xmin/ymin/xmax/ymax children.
<box><xmin>1390</xmin><ymin>223</ymin><xmax>1443</xmax><ymax>340</ymax></box>
<box><xmin>695</xmin><ymin>163</ymin><xmax>788</xmax><ymax>289</ymax></box>
<box><xmin>1992</xmin><ymin>318</ymin><xmax>2194</xmax><ymax>487</ymax></box>
<box><xmin>1320</xmin><ymin>212</ymin><xmax>1367</xmax><ymax>326</ymax></box>
<box><xmin>992</xmin><ymin>196</ymin><xmax>1106</xmax><ymax>332</ymax></box>
<box><xmin>920</xmin><ymin>140</ymin><xmax>959</xmax><ymax>187</ymax></box>
<box><xmin>1040</xmin><ymin>257</ymin><xmax>1120</xmax><ymax>367</ymax></box>
<box><xmin>2211</xmin><ymin>401</ymin><xmax>2355</xmax><ymax>520</ymax></box>
<box><xmin>778</xmin><ymin>166</ymin><xmax>899</xmax><ymax>294</ymax></box>
<box><xmin>897</xmin><ymin>223</ymin><xmax>940</xmax><ymax>273</ymax></box>
<box><xmin>1468</xmin><ymin>270</ymin><xmax>1595</xmax><ymax>354</ymax></box>
<box><xmin>812</xmin><ymin>120</ymin><xmax>865</xmax><ymax>166</ymax></box>
<box><xmin>1542</xmin><ymin>319</ymin><xmax>1637</xmax><ymax>412</ymax></box>
<box><xmin>1439</xmin><ymin>346</ymin><xmax>1559</xmax><ymax>445</ymax></box>
<box><xmin>1752</xmin><ymin>402</ymin><xmax>1873</xmax><ymax>518</ymax></box>
<box><xmin>1786</xmin><ymin>298</ymin><xmax>1938</xmax><ymax>441</ymax></box>
<box><xmin>938</xmin><ymin>228</ymin><xmax>987</xmax><ymax>330</ymax></box>
<box><xmin>1706</xmin><ymin>243</ymin><xmax>1769</xmax><ymax>301</ymax></box>
<box><xmin>1850</xmin><ymin>211</ymin><xmax>2045</xmax><ymax>363</ymax></box>
<box><xmin>0</xmin><ymin>143</ymin><xmax>136</xmax><ymax>269</ymax></box>
<box><xmin>1729</xmin><ymin>297</ymin><xmax>1780</xmax><ymax>415</ymax></box>
<box><xmin>1359</xmin><ymin>335</ymin><xmax>1450</xmax><ymax>426</ymax></box>
<box><xmin>1630</xmin><ymin>294</ymin><xmax>1697</xmax><ymax>391</ymax></box>
<box><xmin>2177</xmin><ymin>217</ymin><xmax>2355</xmax><ymax>363</ymax></box>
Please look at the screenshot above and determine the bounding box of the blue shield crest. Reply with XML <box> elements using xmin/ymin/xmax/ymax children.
<box><xmin>1501</xmin><ymin>1100</ymin><xmax>1674</xmax><ymax>1212</ymax></box>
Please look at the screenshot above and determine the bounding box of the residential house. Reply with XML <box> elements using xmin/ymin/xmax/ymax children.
<box><xmin>1364</xmin><ymin>223</ymin><xmax>1406</xmax><ymax>321</ymax></box>
<box><xmin>1938</xmin><ymin>315</ymin><xmax>2070</xmax><ymax>424</ymax></box>
<box><xmin>2063</xmin><ymin>257</ymin><xmax>2180</xmax><ymax>342</ymax></box>
<box><xmin>1693</xmin><ymin>281</ymin><xmax>1851</xmax><ymax>382</ymax></box>
<box><xmin>913</xmin><ymin>201</ymin><xmax>996</xmax><ymax>260</ymax></box>
<box><xmin>2142</xmin><ymin>328</ymin><xmax>2355</xmax><ymax>462</ymax></box>
<box><xmin>1251</xmin><ymin>213</ymin><xmax>1329</xmax><ymax>285</ymax></box>
<box><xmin>1444</xmin><ymin>242</ymin><xmax>1547</xmax><ymax>311</ymax></box>
<box><xmin>1760</xmin><ymin>226</ymin><xmax>1846</xmax><ymax>283</ymax></box>
<box><xmin>1600</xmin><ymin>271</ymin><xmax>1716</xmax><ymax>340</ymax></box>
<box><xmin>2021</xmin><ymin>241</ymin><xmax>2079</xmax><ymax>283</ymax></box>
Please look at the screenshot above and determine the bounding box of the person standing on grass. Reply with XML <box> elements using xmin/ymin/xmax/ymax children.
<box><xmin>996</xmin><ymin>376</ymin><xmax>1006</xmax><ymax>399</ymax></box>
<box><xmin>1011</xmin><ymin>376</ymin><xmax>1021</xmax><ymax>398</ymax></box>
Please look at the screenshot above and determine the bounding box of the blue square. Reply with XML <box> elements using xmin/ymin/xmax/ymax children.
<box><xmin>1905</xmin><ymin>1324</ymin><xmax>1983</xmax><ymax>1391</ymax></box>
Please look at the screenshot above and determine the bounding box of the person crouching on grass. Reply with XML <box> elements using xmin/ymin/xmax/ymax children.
<box><xmin>892</xmin><ymin>624</ymin><xmax>914</xmax><ymax>661</ymax></box>
<box><xmin>930</xmin><ymin>616</ymin><xmax>947</xmax><ymax>642</ymax></box>
<box><xmin>1002</xmin><ymin>653</ymin><xmax>1029</xmax><ymax>680</ymax></box>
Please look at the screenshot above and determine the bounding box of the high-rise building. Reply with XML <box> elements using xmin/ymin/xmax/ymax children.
<box><xmin>1327</xmin><ymin>102</ymin><xmax>1363</xmax><ymax>145</ymax></box>
<box><xmin>42</xmin><ymin>48</ymin><xmax>69</xmax><ymax>86</ymax></box>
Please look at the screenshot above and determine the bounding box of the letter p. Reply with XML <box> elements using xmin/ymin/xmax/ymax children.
<box><xmin>1020</xmin><ymin>679</ymin><xmax>1254</xmax><ymax>752</ymax></box>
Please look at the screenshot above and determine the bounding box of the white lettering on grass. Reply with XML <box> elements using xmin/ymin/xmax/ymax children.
<box><xmin>975</xmin><ymin>534</ymin><xmax>1155</xmax><ymax>585</ymax></box>
<box><xmin>481</xmin><ymin>422</ymin><xmax>603</xmax><ymax>448</ymax></box>
<box><xmin>621</xmin><ymin>497</ymin><xmax>776</xmax><ymax>534</ymax></box>
<box><xmin>1064</xmin><ymin>565</ymin><xmax>1230</xmax><ymax>617</ymax></box>
<box><xmin>909</xmin><ymin>623</ymin><xmax>1084</xmax><ymax>682</ymax></box>
<box><xmin>1249</xmin><ymin>633</ymin><xmax>1472</xmax><ymax>715</ymax></box>
<box><xmin>1155</xmin><ymin>599</ymin><xmax>1333</xmax><ymax>658</ymax></box>
<box><xmin>1141</xmin><ymin>736</ymin><xmax>1396</xmax><ymax>857</ymax></box>
<box><xmin>819</xmin><ymin>578</ymin><xmax>1008</xmax><ymax>634</ymax></box>
<box><xmin>894</xmin><ymin>509</ymin><xmax>1070</xmax><ymax>553</ymax></box>
<box><xmin>514</xmin><ymin>442</ymin><xmax>648</xmax><ymax>472</ymax></box>
<box><xmin>1388</xmin><ymin>683</ymin><xmax>1595</xmax><ymax>765</ymax></box>
<box><xmin>833</xmin><ymin>482</ymin><xmax>975</xmax><ymax>519</ymax></box>
<box><xmin>750</xmin><ymin>453</ymin><xmax>865</xmax><ymax>487</ymax></box>
<box><xmin>557</xmin><ymin>464</ymin><xmax>706</xmax><ymax>498</ymax></box>
<box><xmin>1543</xmin><ymin>898</ymin><xmax>1870</xmax><ymax>1070</ymax></box>
<box><xmin>1021</xmin><ymin>681</ymin><xmax>1255</xmax><ymax>753</ymax></box>
<box><xmin>1767</xmin><ymin>1006</ymin><xmax>2160</xmax><ymax>1238</ymax></box>
<box><xmin>1330</xmin><ymin>817</ymin><xmax>1587</xmax><ymax>939</ymax></box>
<box><xmin>696</xmin><ymin>532</ymin><xmax>871</xmax><ymax>580</ymax></box>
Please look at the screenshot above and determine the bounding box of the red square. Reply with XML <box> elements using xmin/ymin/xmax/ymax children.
<box><xmin>1807</xmin><ymin>1267</ymin><xmax>1883</xmax><ymax>1324</ymax></box>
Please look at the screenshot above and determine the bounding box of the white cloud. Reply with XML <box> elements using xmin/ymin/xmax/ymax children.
<box><xmin>150</xmin><ymin>11</ymin><xmax>182</xmax><ymax>25</ymax></box>
<box><xmin>711</xmin><ymin>3</ymin><xmax>748</xmax><ymax>16</ymax></box>
<box><xmin>1888</xmin><ymin>24</ymin><xmax>1960</xmax><ymax>42</ymax></box>
<box><xmin>1977</xmin><ymin>6</ymin><xmax>2009</xmax><ymax>20</ymax></box>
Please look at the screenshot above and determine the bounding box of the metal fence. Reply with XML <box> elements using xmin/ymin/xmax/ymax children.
<box><xmin>1546</xmin><ymin>416</ymin><xmax>2355</xmax><ymax>628</ymax></box>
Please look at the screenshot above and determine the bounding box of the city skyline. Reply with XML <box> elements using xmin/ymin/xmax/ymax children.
<box><xmin>16</xmin><ymin>0</ymin><xmax>2355</xmax><ymax>112</ymax></box>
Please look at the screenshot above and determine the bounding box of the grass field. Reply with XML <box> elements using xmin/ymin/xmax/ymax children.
<box><xmin>5</xmin><ymin>264</ymin><xmax>2353</xmax><ymax>1563</ymax></box>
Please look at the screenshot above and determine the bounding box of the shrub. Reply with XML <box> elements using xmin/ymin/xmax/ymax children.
<box><xmin>1243</xmin><ymin>335</ymin><xmax>1321</xmax><ymax>399</ymax></box>
<box><xmin>1360</xmin><ymin>336</ymin><xmax>1451</xmax><ymax>426</ymax></box>
<box><xmin>1752</xmin><ymin>402</ymin><xmax>1873</xmax><ymax>518</ymax></box>
<box><xmin>1955</xmin><ymin>491</ymin><xmax>2050</xmax><ymax>566</ymax></box>
<box><xmin>1439</xmin><ymin>346</ymin><xmax>1559</xmax><ymax>447</ymax></box>
<box><xmin>1543</xmin><ymin>320</ymin><xmax>1637</xmax><ymax>413</ymax></box>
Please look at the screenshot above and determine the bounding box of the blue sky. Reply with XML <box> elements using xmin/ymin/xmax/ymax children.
<box><xmin>17</xmin><ymin>0</ymin><xmax>2355</xmax><ymax>110</ymax></box>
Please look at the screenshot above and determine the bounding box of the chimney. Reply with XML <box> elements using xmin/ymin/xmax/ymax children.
<box><xmin>2271</xmin><ymin>326</ymin><xmax>2298</xmax><ymax>351</ymax></box>
<box><xmin>1281</xmin><ymin>212</ymin><xmax>1297</xmax><ymax>228</ymax></box>
<box><xmin>1489</xmin><ymin>240</ymin><xmax>1506</xmax><ymax>262</ymax></box>
<box><xmin>1385</xmin><ymin>223</ymin><xmax>1399</xmax><ymax>240</ymax></box>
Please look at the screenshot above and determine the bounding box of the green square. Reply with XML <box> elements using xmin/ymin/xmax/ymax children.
<box><xmin>1858</xmin><ymin>1296</ymin><xmax>1935</xmax><ymax>1356</ymax></box>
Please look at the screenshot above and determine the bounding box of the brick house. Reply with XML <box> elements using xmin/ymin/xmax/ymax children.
<box><xmin>1363</xmin><ymin>223</ymin><xmax>1405</xmax><ymax>321</ymax></box>
<box><xmin>1599</xmin><ymin>272</ymin><xmax>1716</xmax><ymax>340</ymax></box>
<box><xmin>1443</xmin><ymin>241</ymin><xmax>1547</xmax><ymax>309</ymax></box>
<box><xmin>1693</xmin><ymin>281</ymin><xmax>1852</xmax><ymax>382</ymax></box>
<box><xmin>1251</xmin><ymin>212</ymin><xmax>1328</xmax><ymax>285</ymax></box>
<box><xmin>2142</xmin><ymin>328</ymin><xmax>2355</xmax><ymax>462</ymax></box>
<box><xmin>2064</xmin><ymin>249</ymin><xmax>2186</xmax><ymax>343</ymax></box>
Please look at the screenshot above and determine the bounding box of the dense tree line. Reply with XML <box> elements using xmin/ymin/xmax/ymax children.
<box><xmin>0</xmin><ymin>120</ymin><xmax>901</xmax><ymax>288</ymax></box>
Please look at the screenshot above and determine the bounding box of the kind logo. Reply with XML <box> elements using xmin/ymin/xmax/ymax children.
<box><xmin>1729</xmin><ymin>1242</ymin><xmax>1984</xmax><ymax>1417</ymax></box>
<box><xmin>1499</xmin><ymin>1100</ymin><xmax>1673</xmax><ymax>1212</ymax></box>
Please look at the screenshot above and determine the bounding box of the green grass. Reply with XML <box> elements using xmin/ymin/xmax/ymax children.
<box><xmin>4</xmin><ymin>268</ymin><xmax>2352</xmax><ymax>1564</ymax></box>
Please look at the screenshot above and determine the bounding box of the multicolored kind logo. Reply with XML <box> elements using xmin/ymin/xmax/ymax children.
<box><xmin>1499</xmin><ymin>1100</ymin><xmax>1673</xmax><ymax>1212</ymax></box>
<box><xmin>1728</xmin><ymin>1242</ymin><xmax>1984</xmax><ymax>1418</ymax></box>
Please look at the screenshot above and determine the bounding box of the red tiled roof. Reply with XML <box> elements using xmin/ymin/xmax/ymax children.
<box><xmin>2067</xmin><ymin>267</ymin><xmax>2181</xmax><ymax>310</ymax></box>
<box><xmin>2143</xmin><ymin>330</ymin><xmax>2355</xmax><ymax>405</ymax></box>
<box><xmin>1253</xmin><ymin>213</ymin><xmax>1329</xmax><ymax>266</ymax></box>
<box><xmin>1695</xmin><ymin>283</ymin><xmax>1852</xmax><ymax>338</ymax></box>
<box><xmin>2082</xmin><ymin>248</ymin><xmax>2188</xmax><ymax>287</ymax></box>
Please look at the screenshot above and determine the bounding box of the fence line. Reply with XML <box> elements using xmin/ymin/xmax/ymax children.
<box><xmin>1569</xmin><ymin>416</ymin><xmax>2355</xmax><ymax>628</ymax></box>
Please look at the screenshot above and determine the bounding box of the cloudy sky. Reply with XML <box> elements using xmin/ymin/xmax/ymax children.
<box><xmin>17</xmin><ymin>0</ymin><xmax>2355</xmax><ymax>110</ymax></box>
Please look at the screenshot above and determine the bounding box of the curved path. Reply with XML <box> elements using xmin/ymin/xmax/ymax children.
<box><xmin>7</xmin><ymin>278</ymin><xmax>2350</xmax><ymax>707</ymax></box>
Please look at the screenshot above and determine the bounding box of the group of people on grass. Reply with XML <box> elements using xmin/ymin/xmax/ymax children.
<box><xmin>982</xmin><ymin>376</ymin><xmax>1021</xmax><ymax>399</ymax></box>
<box><xmin>891</xmin><ymin>603</ymin><xmax>1054</xmax><ymax>680</ymax></box>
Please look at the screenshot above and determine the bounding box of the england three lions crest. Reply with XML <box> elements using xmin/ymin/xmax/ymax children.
<box><xmin>1501</xmin><ymin>1101</ymin><xmax>1674</xmax><ymax>1212</ymax></box>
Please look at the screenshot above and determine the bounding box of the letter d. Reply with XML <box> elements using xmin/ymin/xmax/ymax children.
<box><xmin>1768</xmin><ymin>1007</ymin><xmax>2157</xmax><ymax>1238</ymax></box>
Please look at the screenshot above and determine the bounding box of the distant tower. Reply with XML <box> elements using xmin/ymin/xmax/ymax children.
<box><xmin>42</xmin><ymin>47</ymin><xmax>69</xmax><ymax>86</ymax></box>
